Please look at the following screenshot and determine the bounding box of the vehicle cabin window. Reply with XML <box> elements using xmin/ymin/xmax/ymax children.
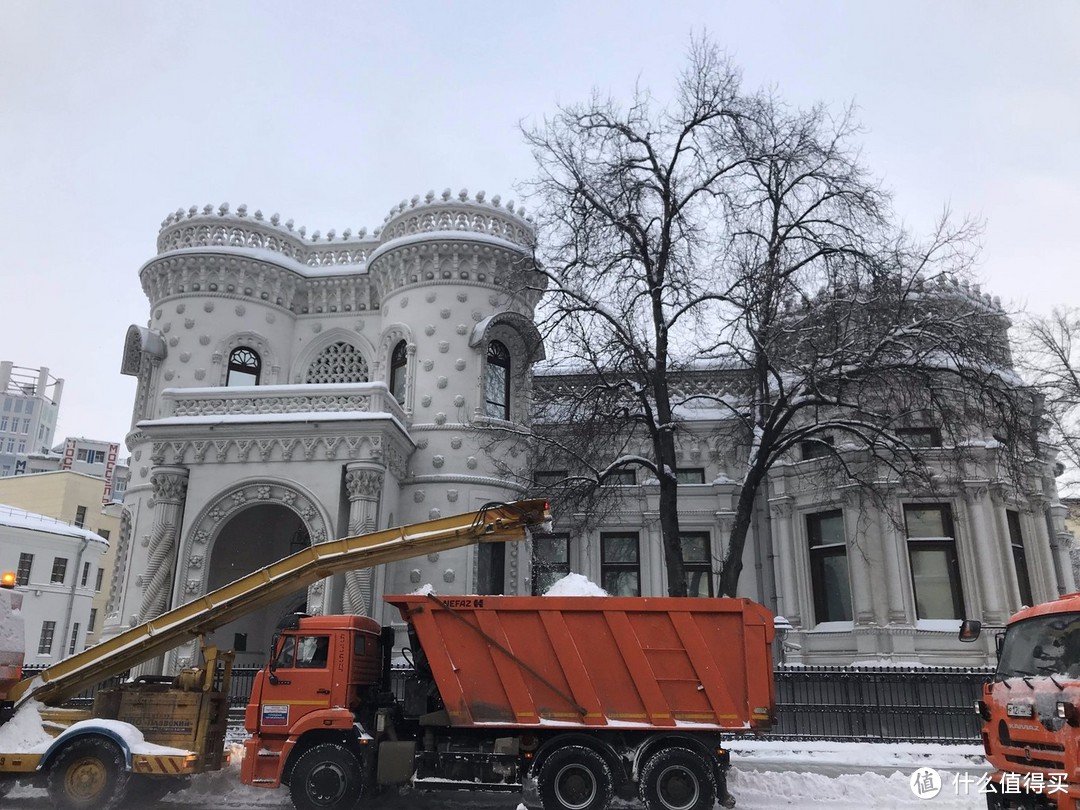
<box><xmin>353</xmin><ymin>634</ymin><xmax>367</xmax><ymax>657</ymax></box>
<box><xmin>295</xmin><ymin>635</ymin><xmax>330</xmax><ymax>668</ymax></box>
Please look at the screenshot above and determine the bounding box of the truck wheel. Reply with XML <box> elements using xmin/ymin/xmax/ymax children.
<box><xmin>289</xmin><ymin>743</ymin><xmax>363</xmax><ymax>810</ymax></box>
<box><xmin>537</xmin><ymin>745</ymin><xmax>613</xmax><ymax>810</ymax></box>
<box><xmin>639</xmin><ymin>747</ymin><xmax>716</xmax><ymax>810</ymax></box>
<box><xmin>46</xmin><ymin>737</ymin><xmax>130</xmax><ymax>810</ymax></box>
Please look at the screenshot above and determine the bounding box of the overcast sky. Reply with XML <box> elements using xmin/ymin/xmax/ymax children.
<box><xmin>1</xmin><ymin>1</ymin><xmax>1077</xmax><ymax>448</ymax></box>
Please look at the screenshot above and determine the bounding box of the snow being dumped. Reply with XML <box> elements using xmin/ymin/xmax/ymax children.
<box><xmin>542</xmin><ymin>573</ymin><xmax>608</xmax><ymax>597</ymax></box>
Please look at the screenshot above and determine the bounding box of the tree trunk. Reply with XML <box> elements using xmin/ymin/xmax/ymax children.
<box><xmin>658</xmin><ymin>471</ymin><xmax>687</xmax><ymax>596</ymax></box>
<box><xmin>718</xmin><ymin>464</ymin><xmax>767</xmax><ymax>597</ymax></box>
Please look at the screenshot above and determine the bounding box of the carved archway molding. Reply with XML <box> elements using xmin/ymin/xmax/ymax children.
<box><xmin>170</xmin><ymin>477</ymin><xmax>336</xmax><ymax>669</ymax></box>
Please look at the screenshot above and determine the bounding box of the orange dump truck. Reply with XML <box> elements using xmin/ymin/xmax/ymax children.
<box><xmin>969</xmin><ymin>593</ymin><xmax>1080</xmax><ymax>809</ymax></box>
<box><xmin>241</xmin><ymin>593</ymin><xmax>775</xmax><ymax>810</ymax></box>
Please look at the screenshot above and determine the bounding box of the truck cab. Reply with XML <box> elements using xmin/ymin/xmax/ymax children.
<box><xmin>979</xmin><ymin>594</ymin><xmax>1080</xmax><ymax>808</ymax></box>
<box><xmin>241</xmin><ymin>614</ymin><xmax>385</xmax><ymax>795</ymax></box>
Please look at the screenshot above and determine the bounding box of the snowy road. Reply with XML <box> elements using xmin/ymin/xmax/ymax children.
<box><xmin>4</xmin><ymin>738</ymin><xmax>994</xmax><ymax>808</ymax></box>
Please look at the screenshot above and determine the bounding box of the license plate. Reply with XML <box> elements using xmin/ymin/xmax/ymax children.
<box><xmin>1007</xmin><ymin>703</ymin><xmax>1034</xmax><ymax>718</ymax></box>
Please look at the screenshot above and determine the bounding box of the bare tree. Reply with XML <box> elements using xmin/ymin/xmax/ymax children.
<box><xmin>520</xmin><ymin>37</ymin><xmax>1032</xmax><ymax>597</ymax></box>
<box><xmin>1019</xmin><ymin>308</ymin><xmax>1080</xmax><ymax>479</ymax></box>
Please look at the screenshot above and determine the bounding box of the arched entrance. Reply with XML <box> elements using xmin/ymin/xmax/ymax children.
<box><xmin>203</xmin><ymin>503</ymin><xmax>310</xmax><ymax>667</ymax></box>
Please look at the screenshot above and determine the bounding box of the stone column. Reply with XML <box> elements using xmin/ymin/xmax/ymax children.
<box><xmin>769</xmin><ymin>499</ymin><xmax>800</xmax><ymax>628</ymax></box>
<box><xmin>843</xmin><ymin>503</ymin><xmax>876</xmax><ymax>627</ymax></box>
<box><xmin>878</xmin><ymin>503</ymin><xmax>910</xmax><ymax>626</ymax></box>
<box><xmin>342</xmin><ymin>463</ymin><xmax>385</xmax><ymax>616</ymax></box>
<box><xmin>138</xmin><ymin>466</ymin><xmax>188</xmax><ymax>623</ymax></box>
<box><xmin>1024</xmin><ymin>499</ymin><xmax>1058</xmax><ymax>602</ymax></box>
<box><xmin>963</xmin><ymin>485</ymin><xmax>1006</xmax><ymax>624</ymax></box>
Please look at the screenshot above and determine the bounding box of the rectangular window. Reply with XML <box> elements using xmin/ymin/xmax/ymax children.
<box><xmin>20</xmin><ymin>419</ymin><xmax>29</xmax><ymax>434</ymax></box>
<box><xmin>16</xmin><ymin>552</ymin><xmax>33</xmax><ymax>586</ymax></box>
<box><xmin>807</xmin><ymin>510</ymin><xmax>852</xmax><ymax>623</ymax></box>
<box><xmin>904</xmin><ymin>504</ymin><xmax>964</xmax><ymax>620</ymax></box>
<box><xmin>68</xmin><ymin>622</ymin><xmax>80</xmax><ymax>655</ymax></box>
<box><xmin>0</xmin><ymin>466</ymin><xmax>8</xmax><ymax>477</ymax></box>
<box><xmin>681</xmin><ymin>532</ymin><xmax>713</xmax><ymax>596</ymax></box>
<box><xmin>1007</xmin><ymin>510</ymin><xmax>1034</xmax><ymax>607</ymax></box>
<box><xmin>0</xmin><ymin>417</ymin><xmax>7</xmax><ymax>431</ymax></box>
<box><xmin>16</xmin><ymin>440</ymin><xmax>24</xmax><ymax>454</ymax></box>
<box><xmin>533</xmin><ymin>470</ymin><xmax>567</xmax><ymax>488</ymax></box>
<box><xmin>605</xmin><ymin>469</ymin><xmax>636</xmax><ymax>486</ymax></box>
<box><xmin>38</xmin><ymin>621</ymin><xmax>55</xmax><ymax>655</ymax></box>
<box><xmin>675</xmin><ymin>468</ymin><xmax>706</xmax><ymax>485</ymax></box>
<box><xmin>233</xmin><ymin>633</ymin><xmax>248</xmax><ymax>653</ymax></box>
<box><xmin>74</xmin><ymin>505</ymin><xmax>87</xmax><ymax>528</ymax></box>
<box><xmin>898</xmin><ymin>427</ymin><xmax>942</xmax><ymax>448</ymax></box>
<box><xmin>13</xmin><ymin>400</ymin><xmax>22</xmax><ymax>413</ymax></box>
<box><xmin>601</xmin><ymin>532</ymin><xmax>640</xmax><ymax>596</ymax></box>
<box><xmin>25</xmin><ymin>401</ymin><xmax>33</xmax><ymax>415</ymax></box>
<box><xmin>88</xmin><ymin>609</ymin><xmax>97</xmax><ymax>633</ymax></box>
<box><xmin>77</xmin><ymin>448</ymin><xmax>88</xmax><ymax>461</ymax></box>
<box><xmin>801</xmin><ymin>436</ymin><xmax>834</xmax><ymax>460</ymax></box>
<box><xmin>98</xmin><ymin>529</ymin><xmax>110</xmax><ymax>541</ymax></box>
<box><xmin>81</xmin><ymin>561</ymin><xmax>91</xmax><ymax>587</ymax></box>
<box><xmin>51</xmin><ymin>557</ymin><xmax>67</xmax><ymax>584</ymax></box>
<box><xmin>95</xmin><ymin>568</ymin><xmax>104</xmax><ymax>592</ymax></box>
<box><xmin>5</xmin><ymin>439</ymin><xmax>13</xmax><ymax>453</ymax></box>
<box><xmin>532</xmin><ymin>533</ymin><xmax>571</xmax><ymax>595</ymax></box>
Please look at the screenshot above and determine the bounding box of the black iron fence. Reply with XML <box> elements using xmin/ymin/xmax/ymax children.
<box><xmin>773</xmin><ymin>665</ymin><xmax>993</xmax><ymax>743</ymax></box>
<box><xmin>23</xmin><ymin>664</ymin><xmax>993</xmax><ymax>744</ymax></box>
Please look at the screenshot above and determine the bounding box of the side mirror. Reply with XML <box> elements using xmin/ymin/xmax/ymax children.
<box><xmin>959</xmin><ymin>619</ymin><xmax>982</xmax><ymax>643</ymax></box>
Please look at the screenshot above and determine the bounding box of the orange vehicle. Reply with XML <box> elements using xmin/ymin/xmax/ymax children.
<box><xmin>969</xmin><ymin>593</ymin><xmax>1080</xmax><ymax>809</ymax></box>
<box><xmin>240</xmin><ymin>593</ymin><xmax>775</xmax><ymax>810</ymax></box>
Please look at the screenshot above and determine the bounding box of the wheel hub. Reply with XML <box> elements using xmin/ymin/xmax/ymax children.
<box><xmin>555</xmin><ymin>763</ymin><xmax>597</xmax><ymax>809</ymax></box>
<box><xmin>307</xmin><ymin>762</ymin><xmax>347</xmax><ymax>804</ymax></box>
<box><xmin>656</xmin><ymin>764</ymin><xmax>700</xmax><ymax>810</ymax></box>
<box><xmin>65</xmin><ymin>757</ymin><xmax>107</xmax><ymax>802</ymax></box>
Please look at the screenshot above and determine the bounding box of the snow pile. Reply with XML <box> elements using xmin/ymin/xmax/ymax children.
<box><xmin>410</xmin><ymin>583</ymin><xmax>436</xmax><ymax>596</ymax></box>
<box><xmin>0</xmin><ymin>700</ymin><xmax>51</xmax><ymax>750</ymax></box>
<box><xmin>543</xmin><ymin>573</ymin><xmax>608</xmax><ymax>597</ymax></box>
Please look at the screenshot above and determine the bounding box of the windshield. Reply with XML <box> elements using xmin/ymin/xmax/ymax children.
<box><xmin>997</xmin><ymin>613</ymin><xmax>1080</xmax><ymax>680</ymax></box>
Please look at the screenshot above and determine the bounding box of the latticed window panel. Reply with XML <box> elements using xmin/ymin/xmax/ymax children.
<box><xmin>305</xmin><ymin>341</ymin><xmax>370</xmax><ymax>384</ymax></box>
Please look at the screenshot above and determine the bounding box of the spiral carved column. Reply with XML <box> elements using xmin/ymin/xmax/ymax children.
<box><xmin>343</xmin><ymin>464</ymin><xmax>385</xmax><ymax>616</ymax></box>
<box><xmin>138</xmin><ymin>466</ymin><xmax>189</xmax><ymax>623</ymax></box>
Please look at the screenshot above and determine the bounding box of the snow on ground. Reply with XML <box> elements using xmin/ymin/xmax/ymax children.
<box><xmin>5</xmin><ymin>738</ymin><xmax>993</xmax><ymax>809</ymax></box>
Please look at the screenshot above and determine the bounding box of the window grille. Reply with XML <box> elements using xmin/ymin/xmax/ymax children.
<box><xmin>305</xmin><ymin>342</ymin><xmax>369</xmax><ymax>384</ymax></box>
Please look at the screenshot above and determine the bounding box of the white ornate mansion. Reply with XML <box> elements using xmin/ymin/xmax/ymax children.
<box><xmin>108</xmin><ymin>192</ymin><xmax>1076</xmax><ymax>669</ymax></box>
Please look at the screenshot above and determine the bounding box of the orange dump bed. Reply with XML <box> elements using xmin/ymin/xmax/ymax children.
<box><xmin>386</xmin><ymin>594</ymin><xmax>775</xmax><ymax>732</ymax></box>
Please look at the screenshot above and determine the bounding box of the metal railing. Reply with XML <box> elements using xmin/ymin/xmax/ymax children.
<box><xmin>23</xmin><ymin>664</ymin><xmax>992</xmax><ymax>744</ymax></box>
<box><xmin>773</xmin><ymin>665</ymin><xmax>992</xmax><ymax>743</ymax></box>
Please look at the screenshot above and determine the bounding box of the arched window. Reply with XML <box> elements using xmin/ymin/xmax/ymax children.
<box><xmin>389</xmin><ymin>340</ymin><xmax>408</xmax><ymax>405</ymax></box>
<box><xmin>305</xmin><ymin>341</ymin><xmax>369</xmax><ymax>384</ymax></box>
<box><xmin>485</xmin><ymin>340</ymin><xmax>511</xmax><ymax>420</ymax></box>
<box><xmin>226</xmin><ymin>347</ymin><xmax>261</xmax><ymax>386</ymax></box>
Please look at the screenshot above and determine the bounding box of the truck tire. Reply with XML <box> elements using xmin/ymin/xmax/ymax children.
<box><xmin>46</xmin><ymin>736</ymin><xmax>130</xmax><ymax>810</ymax></box>
<box><xmin>537</xmin><ymin>744</ymin><xmax>614</xmax><ymax>810</ymax></box>
<box><xmin>639</xmin><ymin>747</ymin><xmax>716</xmax><ymax>810</ymax></box>
<box><xmin>288</xmin><ymin>743</ymin><xmax>363</xmax><ymax>810</ymax></box>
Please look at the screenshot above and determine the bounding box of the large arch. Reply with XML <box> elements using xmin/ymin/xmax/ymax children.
<box><xmin>170</xmin><ymin>477</ymin><xmax>335</xmax><ymax>668</ymax></box>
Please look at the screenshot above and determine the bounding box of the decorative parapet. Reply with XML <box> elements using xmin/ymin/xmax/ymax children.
<box><xmin>377</xmin><ymin>189</ymin><xmax>535</xmax><ymax>253</ymax></box>
<box><xmin>156</xmin><ymin>190</ymin><xmax>535</xmax><ymax>270</ymax></box>
<box><xmin>157</xmin><ymin>383</ymin><xmax>407</xmax><ymax>423</ymax></box>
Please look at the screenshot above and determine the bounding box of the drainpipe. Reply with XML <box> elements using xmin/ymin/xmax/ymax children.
<box><xmin>61</xmin><ymin>536</ymin><xmax>91</xmax><ymax>659</ymax></box>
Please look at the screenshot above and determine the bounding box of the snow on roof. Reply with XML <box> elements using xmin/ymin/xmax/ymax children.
<box><xmin>0</xmin><ymin>503</ymin><xmax>110</xmax><ymax>546</ymax></box>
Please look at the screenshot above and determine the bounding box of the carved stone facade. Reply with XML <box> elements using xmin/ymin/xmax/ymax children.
<box><xmin>109</xmin><ymin>192</ymin><xmax>547</xmax><ymax>669</ymax></box>
<box><xmin>113</xmin><ymin>191</ymin><xmax>1075</xmax><ymax>671</ymax></box>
